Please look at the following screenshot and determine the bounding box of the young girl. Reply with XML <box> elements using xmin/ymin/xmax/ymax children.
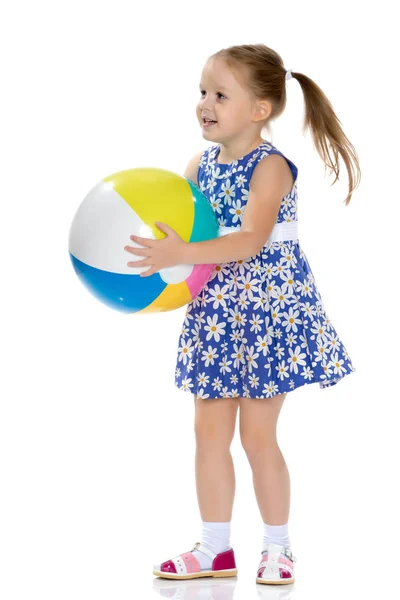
<box><xmin>125</xmin><ymin>43</ymin><xmax>360</xmax><ymax>585</ymax></box>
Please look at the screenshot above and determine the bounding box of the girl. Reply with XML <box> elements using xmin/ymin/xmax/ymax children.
<box><xmin>125</xmin><ymin>44</ymin><xmax>360</xmax><ymax>585</ymax></box>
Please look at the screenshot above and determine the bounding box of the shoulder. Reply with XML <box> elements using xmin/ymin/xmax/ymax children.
<box><xmin>251</xmin><ymin>152</ymin><xmax>295</xmax><ymax>199</ymax></box>
<box><xmin>183</xmin><ymin>146</ymin><xmax>217</xmax><ymax>186</ymax></box>
<box><xmin>252</xmin><ymin>152</ymin><xmax>290</xmax><ymax>182</ymax></box>
<box><xmin>252</xmin><ymin>144</ymin><xmax>297</xmax><ymax>195</ymax></box>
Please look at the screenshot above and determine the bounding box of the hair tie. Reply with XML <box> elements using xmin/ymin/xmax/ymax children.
<box><xmin>285</xmin><ymin>69</ymin><xmax>293</xmax><ymax>81</ymax></box>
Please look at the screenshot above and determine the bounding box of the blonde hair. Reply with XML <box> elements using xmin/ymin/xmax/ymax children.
<box><xmin>210</xmin><ymin>44</ymin><xmax>361</xmax><ymax>205</ymax></box>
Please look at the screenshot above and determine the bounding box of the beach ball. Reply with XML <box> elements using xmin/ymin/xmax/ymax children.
<box><xmin>69</xmin><ymin>168</ymin><xmax>219</xmax><ymax>314</ymax></box>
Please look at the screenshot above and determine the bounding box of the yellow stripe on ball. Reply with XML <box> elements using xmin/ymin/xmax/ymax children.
<box><xmin>104</xmin><ymin>168</ymin><xmax>194</xmax><ymax>241</ymax></box>
<box><xmin>137</xmin><ymin>280</ymin><xmax>192</xmax><ymax>313</ymax></box>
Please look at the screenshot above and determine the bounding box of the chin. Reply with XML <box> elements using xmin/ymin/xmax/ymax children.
<box><xmin>200</xmin><ymin>128</ymin><xmax>221</xmax><ymax>142</ymax></box>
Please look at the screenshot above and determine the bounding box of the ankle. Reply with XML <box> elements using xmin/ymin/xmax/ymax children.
<box><xmin>263</xmin><ymin>522</ymin><xmax>290</xmax><ymax>549</ymax></box>
<box><xmin>201</xmin><ymin>521</ymin><xmax>232</xmax><ymax>555</ymax></box>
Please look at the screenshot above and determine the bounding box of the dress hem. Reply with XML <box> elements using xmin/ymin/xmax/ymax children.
<box><xmin>174</xmin><ymin>366</ymin><xmax>356</xmax><ymax>400</ymax></box>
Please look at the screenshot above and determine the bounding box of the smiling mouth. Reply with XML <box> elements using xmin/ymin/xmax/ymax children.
<box><xmin>203</xmin><ymin>118</ymin><xmax>218</xmax><ymax>126</ymax></box>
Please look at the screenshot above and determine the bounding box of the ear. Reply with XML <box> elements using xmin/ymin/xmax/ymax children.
<box><xmin>252</xmin><ymin>99</ymin><xmax>272</xmax><ymax>122</ymax></box>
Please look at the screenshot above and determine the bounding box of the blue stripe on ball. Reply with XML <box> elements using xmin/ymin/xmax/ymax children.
<box><xmin>70</xmin><ymin>253</ymin><xmax>166</xmax><ymax>313</ymax></box>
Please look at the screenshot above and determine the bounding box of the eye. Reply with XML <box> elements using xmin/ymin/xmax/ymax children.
<box><xmin>199</xmin><ymin>90</ymin><xmax>226</xmax><ymax>99</ymax></box>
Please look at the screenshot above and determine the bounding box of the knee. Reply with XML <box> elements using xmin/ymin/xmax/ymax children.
<box><xmin>195</xmin><ymin>418</ymin><xmax>232</xmax><ymax>452</ymax></box>
<box><xmin>240</xmin><ymin>430</ymin><xmax>279</xmax><ymax>460</ymax></box>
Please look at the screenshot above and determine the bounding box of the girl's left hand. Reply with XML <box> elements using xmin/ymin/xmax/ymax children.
<box><xmin>124</xmin><ymin>222</ymin><xmax>187</xmax><ymax>277</ymax></box>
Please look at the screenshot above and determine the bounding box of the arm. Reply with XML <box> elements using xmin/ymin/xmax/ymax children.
<box><xmin>184</xmin><ymin>154</ymin><xmax>290</xmax><ymax>264</ymax></box>
<box><xmin>184</xmin><ymin>150</ymin><xmax>204</xmax><ymax>186</ymax></box>
<box><xmin>125</xmin><ymin>154</ymin><xmax>292</xmax><ymax>276</ymax></box>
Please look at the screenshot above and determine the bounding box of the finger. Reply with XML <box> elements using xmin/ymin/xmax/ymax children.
<box><xmin>127</xmin><ymin>258</ymin><xmax>151</xmax><ymax>267</ymax></box>
<box><xmin>129</xmin><ymin>234</ymin><xmax>153</xmax><ymax>247</ymax></box>
<box><xmin>155</xmin><ymin>221</ymin><xmax>175</xmax><ymax>235</ymax></box>
<box><xmin>124</xmin><ymin>245</ymin><xmax>149</xmax><ymax>256</ymax></box>
<box><xmin>156</xmin><ymin>221</ymin><xmax>173</xmax><ymax>233</ymax></box>
<box><xmin>140</xmin><ymin>267</ymin><xmax>157</xmax><ymax>277</ymax></box>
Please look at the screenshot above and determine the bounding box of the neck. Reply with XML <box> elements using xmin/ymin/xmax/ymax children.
<box><xmin>217</xmin><ymin>134</ymin><xmax>264</xmax><ymax>164</ymax></box>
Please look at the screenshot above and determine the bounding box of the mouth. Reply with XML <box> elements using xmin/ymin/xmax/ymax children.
<box><xmin>202</xmin><ymin>117</ymin><xmax>218</xmax><ymax>128</ymax></box>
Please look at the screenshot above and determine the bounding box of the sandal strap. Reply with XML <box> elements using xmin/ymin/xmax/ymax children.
<box><xmin>192</xmin><ymin>542</ymin><xmax>217</xmax><ymax>560</ymax></box>
<box><xmin>261</xmin><ymin>543</ymin><xmax>297</xmax><ymax>562</ymax></box>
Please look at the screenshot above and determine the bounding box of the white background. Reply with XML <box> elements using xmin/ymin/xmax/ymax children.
<box><xmin>1</xmin><ymin>1</ymin><xmax>399</xmax><ymax>599</ymax></box>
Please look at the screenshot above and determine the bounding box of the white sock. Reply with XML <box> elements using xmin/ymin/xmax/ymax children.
<box><xmin>193</xmin><ymin>521</ymin><xmax>231</xmax><ymax>570</ymax></box>
<box><xmin>263</xmin><ymin>522</ymin><xmax>290</xmax><ymax>549</ymax></box>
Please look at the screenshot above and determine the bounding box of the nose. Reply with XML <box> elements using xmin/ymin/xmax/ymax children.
<box><xmin>198</xmin><ymin>95</ymin><xmax>214</xmax><ymax>113</ymax></box>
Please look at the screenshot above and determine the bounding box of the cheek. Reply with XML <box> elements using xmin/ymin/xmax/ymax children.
<box><xmin>233</xmin><ymin>104</ymin><xmax>250</xmax><ymax>123</ymax></box>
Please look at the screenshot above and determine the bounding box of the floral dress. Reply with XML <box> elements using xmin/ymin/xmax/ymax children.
<box><xmin>174</xmin><ymin>141</ymin><xmax>355</xmax><ymax>399</ymax></box>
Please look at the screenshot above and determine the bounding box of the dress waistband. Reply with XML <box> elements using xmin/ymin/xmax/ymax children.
<box><xmin>218</xmin><ymin>221</ymin><xmax>299</xmax><ymax>246</ymax></box>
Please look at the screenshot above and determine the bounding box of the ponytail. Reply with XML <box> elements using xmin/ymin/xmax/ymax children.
<box><xmin>291</xmin><ymin>72</ymin><xmax>361</xmax><ymax>205</ymax></box>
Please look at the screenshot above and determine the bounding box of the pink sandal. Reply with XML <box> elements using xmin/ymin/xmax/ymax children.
<box><xmin>256</xmin><ymin>542</ymin><xmax>296</xmax><ymax>585</ymax></box>
<box><xmin>153</xmin><ymin>542</ymin><xmax>238</xmax><ymax>580</ymax></box>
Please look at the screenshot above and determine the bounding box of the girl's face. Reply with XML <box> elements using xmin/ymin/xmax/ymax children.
<box><xmin>196</xmin><ymin>58</ymin><xmax>259</xmax><ymax>144</ymax></box>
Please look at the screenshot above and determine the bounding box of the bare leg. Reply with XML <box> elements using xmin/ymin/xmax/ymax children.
<box><xmin>194</xmin><ymin>395</ymin><xmax>239</xmax><ymax>521</ymax></box>
<box><xmin>239</xmin><ymin>394</ymin><xmax>290</xmax><ymax>524</ymax></box>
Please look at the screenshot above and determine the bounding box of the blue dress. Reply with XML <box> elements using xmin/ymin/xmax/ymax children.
<box><xmin>174</xmin><ymin>141</ymin><xmax>355</xmax><ymax>399</ymax></box>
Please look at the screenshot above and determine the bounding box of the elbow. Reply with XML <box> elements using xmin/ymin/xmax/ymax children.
<box><xmin>232</xmin><ymin>230</ymin><xmax>269</xmax><ymax>261</ymax></box>
<box><xmin>248</xmin><ymin>234</ymin><xmax>267</xmax><ymax>257</ymax></box>
<box><xmin>245</xmin><ymin>224</ymin><xmax>276</xmax><ymax>256</ymax></box>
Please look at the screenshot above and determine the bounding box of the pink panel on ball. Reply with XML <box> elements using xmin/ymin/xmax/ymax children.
<box><xmin>186</xmin><ymin>264</ymin><xmax>216</xmax><ymax>299</ymax></box>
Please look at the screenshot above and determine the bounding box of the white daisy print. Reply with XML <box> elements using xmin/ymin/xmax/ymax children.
<box><xmin>330</xmin><ymin>352</ymin><xmax>347</xmax><ymax>376</ymax></box>
<box><xmin>201</xmin><ymin>345</ymin><xmax>219</xmax><ymax>366</ymax></box>
<box><xmin>207</xmin><ymin>284</ymin><xmax>230</xmax><ymax>309</ymax></box>
<box><xmin>212</xmin><ymin>377</ymin><xmax>223</xmax><ymax>391</ymax></box>
<box><xmin>196</xmin><ymin>388</ymin><xmax>210</xmax><ymax>399</ymax></box>
<box><xmin>181</xmin><ymin>376</ymin><xmax>194</xmax><ymax>391</ymax></box>
<box><xmin>326</xmin><ymin>332</ymin><xmax>341</xmax><ymax>352</ymax></box>
<box><xmin>219</xmin><ymin>356</ymin><xmax>232</xmax><ymax>375</ymax></box>
<box><xmin>299</xmin><ymin>280</ymin><xmax>313</xmax><ymax>298</ymax></box>
<box><xmin>250</xmin><ymin>313</ymin><xmax>263</xmax><ymax>333</ymax></box>
<box><xmin>302</xmin><ymin>366</ymin><xmax>314</xmax><ymax>380</ymax></box>
<box><xmin>263</xmin><ymin>381</ymin><xmax>280</xmax><ymax>397</ymax></box>
<box><xmin>287</xmin><ymin>346</ymin><xmax>307</xmax><ymax>374</ymax></box>
<box><xmin>219</xmin><ymin>179</ymin><xmax>235</xmax><ymax>205</ymax></box>
<box><xmin>300</xmin><ymin>302</ymin><xmax>316</xmax><ymax>319</ymax></box>
<box><xmin>249</xmin><ymin>374</ymin><xmax>260</xmax><ymax>388</ymax></box>
<box><xmin>274</xmin><ymin>343</ymin><xmax>286</xmax><ymax>359</ymax></box>
<box><xmin>285</xmin><ymin>332</ymin><xmax>298</xmax><ymax>347</ymax></box>
<box><xmin>255</xmin><ymin>335</ymin><xmax>270</xmax><ymax>356</ymax></box>
<box><xmin>235</xmin><ymin>173</ymin><xmax>247</xmax><ymax>187</ymax></box>
<box><xmin>197</xmin><ymin>372</ymin><xmax>210</xmax><ymax>387</ymax></box>
<box><xmin>313</xmin><ymin>342</ymin><xmax>329</xmax><ymax>363</ymax></box>
<box><xmin>280</xmin><ymin>271</ymin><xmax>296</xmax><ymax>295</ymax></box>
<box><xmin>271</xmin><ymin>286</ymin><xmax>292</xmax><ymax>310</ymax></box>
<box><xmin>310</xmin><ymin>319</ymin><xmax>328</xmax><ymax>343</ymax></box>
<box><xmin>231</xmin><ymin>343</ymin><xmax>246</xmax><ymax>369</ymax></box>
<box><xmin>280</xmin><ymin>246</ymin><xmax>298</xmax><ymax>269</ymax></box>
<box><xmin>204</xmin><ymin>314</ymin><xmax>226</xmax><ymax>342</ymax></box>
<box><xmin>210</xmin><ymin>194</ymin><xmax>223</xmax><ymax>214</ymax></box>
<box><xmin>237</xmin><ymin>272</ymin><xmax>260</xmax><ymax>301</ymax></box>
<box><xmin>282</xmin><ymin>307</ymin><xmax>302</xmax><ymax>333</ymax></box>
<box><xmin>207</xmin><ymin>177</ymin><xmax>218</xmax><ymax>193</ymax></box>
<box><xmin>229</xmin><ymin>199</ymin><xmax>245</xmax><ymax>224</ymax></box>
<box><xmin>227</xmin><ymin>305</ymin><xmax>247</xmax><ymax>329</ymax></box>
<box><xmin>220</xmin><ymin>386</ymin><xmax>232</xmax><ymax>398</ymax></box>
<box><xmin>245</xmin><ymin>345</ymin><xmax>259</xmax><ymax>373</ymax></box>
<box><xmin>276</xmin><ymin>361</ymin><xmax>290</xmax><ymax>380</ymax></box>
<box><xmin>174</xmin><ymin>142</ymin><xmax>354</xmax><ymax>398</ymax></box>
<box><xmin>178</xmin><ymin>338</ymin><xmax>194</xmax><ymax>365</ymax></box>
